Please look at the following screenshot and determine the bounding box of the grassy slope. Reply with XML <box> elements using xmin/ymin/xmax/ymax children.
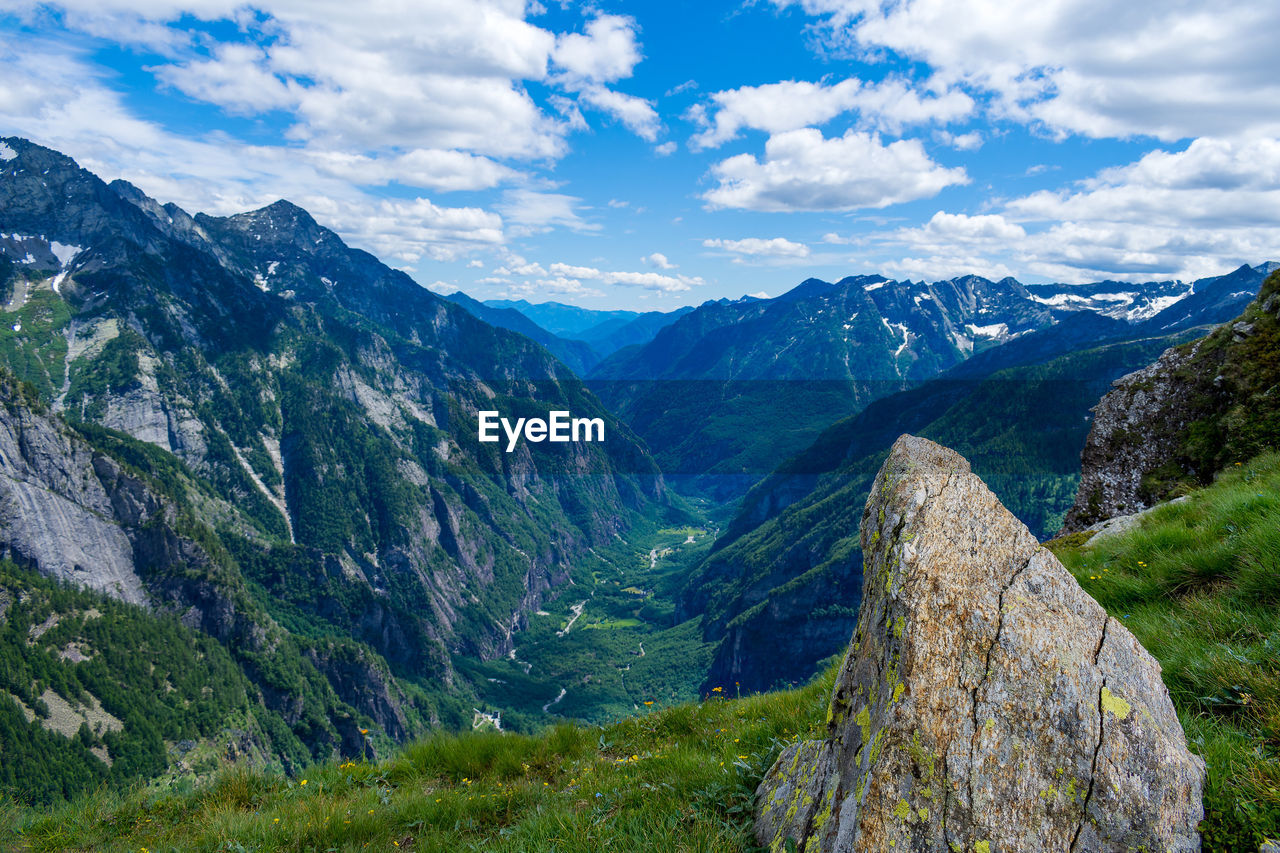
<box><xmin>7</xmin><ymin>451</ymin><xmax>1280</xmax><ymax>850</ymax></box>
<box><xmin>1049</xmin><ymin>452</ymin><xmax>1280</xmax><ymax>850</ymax></box>
<box><xmin>5</xmin><ymin>667</ymin><xmax>836</xmax><ymax>852</ymax></box>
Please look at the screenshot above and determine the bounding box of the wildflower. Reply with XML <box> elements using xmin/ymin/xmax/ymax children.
<box><xmin>643</xmin><ymin>701</ymin><xmax>653</xmax><ymax>706</ymax></box>
<box><xmin>274</xmin><ymin>818</ymin><xmax>280</xmax><ymax>823</ymax></box>
<box><xmin>300</xmin><ymin>779</ymin><xmax>308</xmax><ymax>786</ymax></box>
<box><xmin>712</xmin><ymin>686</ymin><xmax>722</xmax><ymax>693</ymax></box>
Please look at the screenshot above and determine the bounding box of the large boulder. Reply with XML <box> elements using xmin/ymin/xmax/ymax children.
<box><xmin>755</xmin><ymin>435</ymin><xmax>1204</xmax><ymax>852</ymax></box>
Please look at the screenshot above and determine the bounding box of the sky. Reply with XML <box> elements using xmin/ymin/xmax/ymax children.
<box><xmin>2</xmin><ymin>0</ymin><xmax>1280</xmax><ymax>310</ymax></box>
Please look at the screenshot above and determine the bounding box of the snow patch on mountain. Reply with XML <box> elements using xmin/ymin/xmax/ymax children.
<box><xmin>50</xmin><ymin>242</ymin><xmax>83</xmax><ymax>268</ymax></box>
<box><xmin>966</xmin><ymin>322</ymin><xmax>1009</xmax><ymax>338</ymax></box>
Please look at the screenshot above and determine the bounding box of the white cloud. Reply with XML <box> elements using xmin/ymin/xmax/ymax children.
<box><xmin>915</xmin><ymin>211</ymin><xmax>1026</xmax><ymax>242</ymax></box>
<box><xmin>0</xmin><ymin>38</ymin><xmax>507</xmax><ymax>266</ymax></box>
<box><xmin>703</xmin><ymin>237</ymin><xmax>811</xmax><ymax>258</ymax></box>
<box><xmin>467</xmin><ymin>259</ymin><xmax>485</xmax><ymax>269</ymax></box>
<box><xmin>873</xmin><ymin>139</ymin><xmax>1280</xmax><ymax>282</ymax></box>
<box><xmin>547</xmin><ymin>262</ymin><xmax>702</xmax><ymax>292</ymax></box>
<box><xmin>492</xmin><ymin>257</ymin><xmax>549</xmax><ymax>277</ymax></box>
<box><xmin>770</xmin><ymin>0</ymin><xmax>1280</xmax><ymax>141</ymax></box>
<box><xmin>505</xmin><ymin>277</ymin><xmax>605</xmax><ymax>299</ymax></box>
<box><xmin>935</xmin><ymin>130</ymin><xmax>982</xmax><ymax>151</ymax></box>
<box><xmin>654</xmin><ymin>141</ymin><xmax>677</xmax><ymax>156</ymax></box>
<box><xmin>301</xmin><ymin>148</ymin><xmax>518</xmax><ymax>192</ymax></box>
<box><xmin>881</xmin><ymin>255</ymin><xmax>1018</xmax><ymax>283</ymax></box>
<box><xmin>689</xmin><ymin>77</ymin><xmax>972</xmax><ymax>150</ymax></box>
<box><xmin>1007</xmin><ymin>138</ymin><xmax>1280</xmax><ymax>228</ymax></box>
<box><xmin>643</xmin><ymin>252</ymin><xmax>675</xmax><ymax>269</ymax></box>
<box><xmin>153</xmin><ymin>42</ymin><xmax>296</xmax><ymax>113</ymax></box>
<box><xmin>497</xmin><ymin>189</ymin><xmax>599</xmax><ymax>234</ymax></box>
<box><xmin>551</xmin><ymin>13</ymin><xmax>642</xmax><ymax>85</ymax></box>
<box><xmin>703</xmin><ymin>128</ymin><xmax>968</xmax><ymax>212</ymax></box>
<box><xmin>316</xmin><ymin>196</ymin><xmax>504</xmax><ymax>263</ymax></box>
<box><xmin>578</xmin><ymin>85</ymin><xmax>661</xmax><ymax>141</ymax></box>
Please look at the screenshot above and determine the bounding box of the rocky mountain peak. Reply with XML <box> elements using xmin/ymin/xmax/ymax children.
<box><xmin>214</xmin><ymin>199</ymin><xmax>334</xmax><ymax>252</ymax></box>
<box><xmin>755</xmin><ymin>434</ymin><xmax>1204</xmax><ymax>852</ymax></box>
<box><xmin>0</xmin><ymin>137</ymin><xmax>157</xmax><ymax>251</ymax></box>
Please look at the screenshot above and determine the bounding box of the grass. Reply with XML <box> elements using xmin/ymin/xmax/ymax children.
<box><xmin>1048</xmin><ymin>451</ymin><xmax>1280</xmax><ymax>851</ymax></box>
<box><xmin>3</xmin><ymin>667</ymin><xmax>835</xmax><ymax>852</ymax></box>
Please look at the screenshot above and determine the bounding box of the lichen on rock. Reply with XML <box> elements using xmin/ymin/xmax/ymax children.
<box><xmin>755</xmin><ymin>434</ymin><xmax>1204</xmax><ymax>852</ymax></box>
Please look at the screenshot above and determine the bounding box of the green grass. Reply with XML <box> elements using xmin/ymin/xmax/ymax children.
<box><xmin>3</xmin><ymin>666</ymin><xmax>836</xmax><ymax>852</ymax></box>
<box><xmin>1049</xmin><ymin>451</ymin><xmax>1280</xmax><ymax>851</ymax></box>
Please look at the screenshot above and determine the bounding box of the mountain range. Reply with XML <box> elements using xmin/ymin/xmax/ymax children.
<box><xmin>583</xmin><ymin>264</ymin><xmax>1271</xmax><ymax>498</ymax></box>
<box><xmin>0</xmin><ymin>137</ymin><xmax>669</xmax><ymax>796</ymax></box>
<box><xmin>1</xmin><ymin>136</ymin><xmax>1276</xmax><ymax>841</ymax></box>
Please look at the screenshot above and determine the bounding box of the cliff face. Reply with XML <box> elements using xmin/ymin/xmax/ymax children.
<box><xmin>1063</xmin><ymin>269</ymin><xmax>1280</xmax><ymax>532</ymax></box>
<box><xmin>755</xmin><ymin>435</ymin><xmax>1204</xmax><ymax>852</ymax></box>
<box><xmin>0</xmin><ymin>381</ymin><xmax>151</xmax><ymax>605</ymax></box>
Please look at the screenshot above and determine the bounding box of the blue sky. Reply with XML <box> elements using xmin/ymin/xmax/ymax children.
<box><xmin>2</xmin><ymin>0</ymin><xmax>1280</xmax><ymax>309</ymax></box>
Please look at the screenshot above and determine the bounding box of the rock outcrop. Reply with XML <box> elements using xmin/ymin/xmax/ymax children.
<box><xmin>1059</xmin><ymin>343</ymin><xmax>1203</xmax><ymax>531</ymax></box>
<box><xmin>755</xmin><ymin>435</ymin><xmax>1204</xmax><ymax>852</ymax></box>
<box><xmin>0</xmin><ymin>383</ymin><xmax>149</xmax><ymax>605</ymax></box>
<box><xmin>1062</xmin><ymin>269</ymin><xmax>1280</xmax><ymax>533</ymax></box>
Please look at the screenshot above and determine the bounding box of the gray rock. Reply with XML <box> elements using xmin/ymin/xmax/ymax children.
<box><xmin>1061</xmin><ymin>343</ymin><xmax>1200</xmax><ymax>532</ymax></box>
<box><xmin>755</xmin><ymin>434</ymin><xmax>1204</xmax><ymax>853</ymax></box>
<box><xmin>0</xmin><ymin>393</ymin><xmax>147</xmax><ymax>605</ymax></box>
<box><xmin>1078</xmin><ymin>495</ymin><xmax>1190</xmax><ymax>544</ymax></box>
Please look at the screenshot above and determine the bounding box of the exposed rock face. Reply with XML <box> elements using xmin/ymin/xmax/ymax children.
<box><xmin>1060</xmin><ymin>344</ymin><xmax>1201</xmax><ymax>532</ymax></box>
<box><xmin>755</xmin><ymin>435</ymin><xmax>1204</xmax><ymax>852</ymax></box>
<box><xmin>0</xmin><ymin>387</ymin><xmax>148</xmax><ymax>605</ymax></box>
<box><xmin>1063</xmin><ymin>269</ymin><xmax>1280</xmax><ymax>533</ymax></box>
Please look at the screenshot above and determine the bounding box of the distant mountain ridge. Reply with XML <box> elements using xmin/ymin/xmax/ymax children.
<box><xmin>444</xmin><ymin>291</ymin><xmax>601</xmax><ymax>374</ymax></box>
<box><xmin>483</xmin><ymin>298</ymin><xmax>693</xmax><ymax>359</ymax></box>
<box><xmin>585</xmin><ymin>264</ymin><xmax>1271</xmax><ymax>498</ymax></box>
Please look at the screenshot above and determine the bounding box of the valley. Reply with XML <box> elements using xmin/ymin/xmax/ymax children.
<box><xmin>459</xmin><ymin>516</ymin><xmax>719</xmax><ymax>730</ymax></box>
<box><xmin>0</xmin><ymin>135</ymin><xmax>1277</xmax><ymax>849</ymax></box>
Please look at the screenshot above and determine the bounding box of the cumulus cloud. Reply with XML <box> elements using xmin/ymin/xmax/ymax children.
<box><xmin>497</xmin><ymin>190</ymin><xmax>599</xmax><ymax>235</ymax></box>
<box><xmin>302</xmin><ymin>148</ymin><xmax>518</xmax><ymax>192</ymax></box>
<box><xmin>547</xmin><ymin>262</ymin><xmax>702</xmax><ymax>292</ymax></box>
<box><xmin>503</xmin><ymin>277</ymin><xmax>606</xmax><ymax>299</ymax></box>
<box><xmin>873</xmin><ymin>139</ymin><xmax>1280</xmax><ymax>282</ymax></box>
<box><xmin>770</xmin><ymin>0</ymin><xmax>1280</xmax><ymax>141</ymax></box>
<box><xmin>551</xmin><ymin>13</ymin><xmax>642</xmax><ymax>85</ymax></box>
<box><xmin>313</xmin><ymin>196</ymin><xmax>504</xmax><ymax>264</ymax></box>
<box><xmin>689</xmin><ymin>77</ymin><xmax>972</xmax><ymax>149</ymax></box>
<box><xmin>577</xmin><ymin>85</ymin><xmax>661</xmax><ymax>141</ymax></box>
<box><xmin>703</xmin><ymin>237</ymin><xmax>811</xmax><ymax>258</ymax></box>
<box><xmin>0</xmin><ymin>37</ymin><xmax>509</xmax><ymax>267</ymax></box>
<box><xmin>935</xmin><ymin>130</ymin><xmax>983</xmax><ymax>151</ymax></box>
<box><xmin>643</xmin><ymin>252</ymin><xmax>676</xmax><ymax>269</ymax></box>
<box><xmin>703</xmin><ymin>128</ymin><xmax>968</xmax><ymax>212</ymax></box>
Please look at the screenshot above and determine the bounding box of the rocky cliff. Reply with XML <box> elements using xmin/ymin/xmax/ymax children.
<box><xmin>1063</xmin><ymin>269</ymin><xmax>1280</xmax><ymax>532</ymax></box>
<box><xmin>755</xmin><ymin>435</ymin><xmax>1204</xmax><ymax>852</ymax></box>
